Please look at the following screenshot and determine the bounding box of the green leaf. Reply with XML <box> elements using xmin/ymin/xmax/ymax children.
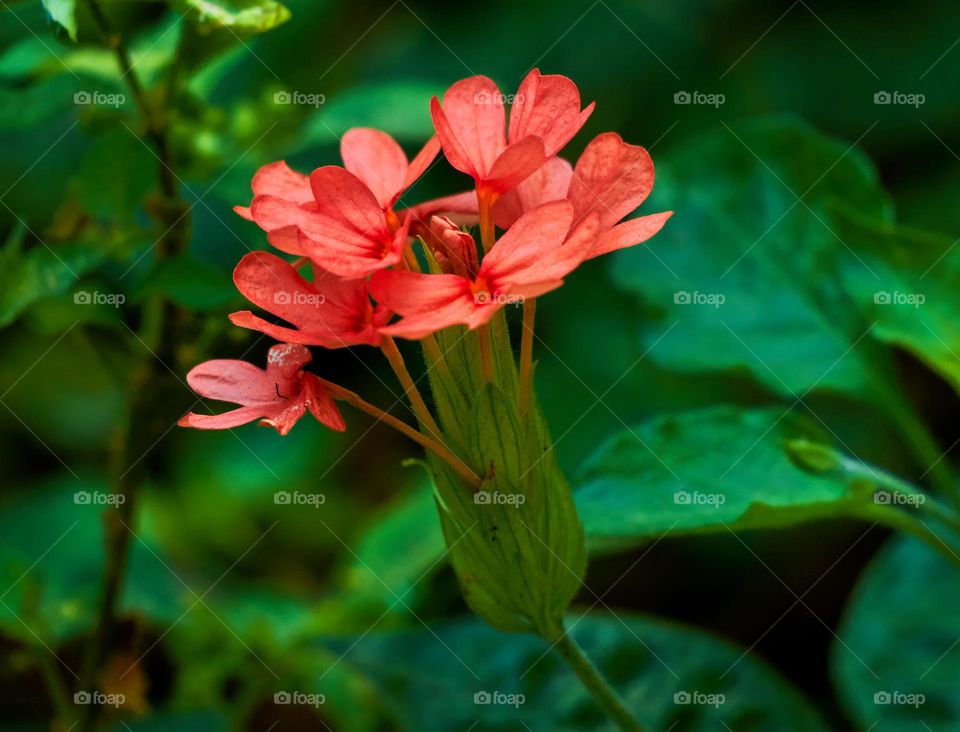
<box><xmin>134</xmin><ymin>255</ymin><xmax>238</xmax><ymax>311</ymax></box>
<box><xmin>41</xmin><ymin>0</ymin><xmax>78</xmax><ymax>41</ymax></box>
<box><xmin>613</xmin><ymin>118</ymin><xmax>892</xmax><ymax>399</ymax></box>
<box><xmin>77</xmin><ymin>129</ymin><xmax>157</xmax><ymax>220</ymax></box>
<box><xmin>0</xmin><ymin>483</ymin><xmax>191</xmax><ymax>644</ymax></box>
<box><xmin>574</xmin><ymin>406</ymin><xmax>925</xmax><ymax>553</ymax></box>
<box><xmin>337</xmin><ymin>477</ymin><xmax>445</xmax><ymax>608</ymax></box>
<box><xmin>175</xmin><ymin>0</ymin><xmax>291</xmax><ymax>33</ymax></box>
<box><xmin>833</xmin><ymin>535</ymin><xmax>960</xmax><ymax>730</ymax></box>
<box><xmin>332</xmin><ymin>612</ymin><xmax>828</xmax><ymax>731</ymax></box>
<box><xmin>302</xmin><ymin>81</ymin><xmax>441</xmax><ymax>145</ymax></box>
<box><xmin>0</xmin><ymin>227</ymin><xmax>106</xmax><ymax>328</ymax></box>
<box><xmin>834</xmin><ymin>212</ymin><xmax>960</xmax><ymax>398</ymax></box>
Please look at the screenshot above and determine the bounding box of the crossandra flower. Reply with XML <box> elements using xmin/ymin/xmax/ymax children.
<box><xmin>430</xmin><ymin>69</ymin><xmax>594</xmax><ymax>197</ymax></box>
<box><xmin>229</xmin><ymin>251</ymin><xmax>389</xmax><ymax>348</ymax></box>
<box><xmin>237</xmin><ymin>130</ymin><xmax>456</xmax><ymax>278</ymax></box>
<box><xmin>178</xmin><ymin>343</ymin><xmax>345</xmax><ymax>435</ymax></box>
<box><xmin>369</xmin><ymin>200</ymin><xmax>600</xmax><ymax>339</ymax></box>
<box><xmin>494</xmin><ymin>132</ymin><xmax>672</xmax><ymax>258</ymax></box>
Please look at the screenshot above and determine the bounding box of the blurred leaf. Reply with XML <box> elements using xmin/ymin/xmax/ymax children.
<box><xmin>835</xmin><ymin>212</ymin><xmax>960</xmax><ymax>398</ymax></box>
<box><xmin>41</xmin><ymin>0</ymin><xmax>78</xmax><ymax>41</ymax></box>
<box><xmin>175</xmin><ymin>0</ymin><xmax>291</xmax><ymax>33</ymax></box>
<box><xmin>78</xmin><ymin>129</ymin><xmax>157</xmax><ymax>220</ymax></box>
<box><xmin>833</xmin><ymin>536</ymin><xmax>960</xmax><ymax>730</ymax></box>
<box><xmin>0</xmin><ymin>75</ymin><xmax>82</xmax><ymax>131</ymax></box>
<box><xmin>337</xmin><ymin>477</ymin><xmax>444</xmax><ymax>609</ymax></box>
<box><xmin>574</xmin><ymin>406</ymin><xmax>925</xmax><ymax>553</ymax></box>
<box><xmin>334</xmin><ymin>612</ymin><xmax>828</xmax><ymax>731</ymax></box>
<box><xmin>134</xmin><ymin>254</ymin><xmax>237</xmax><ymax>310</ymax></box>
<box><xmin>303</xmin><ymin>81</ymin><xmax>441</xmax><ymax>145</ymax></box>
<box><xmin>0</xmin><ymin>226</ymin><xmax>106</xmax><ymax>328</ymax></box>
<box><xmin>0</xmin><ymin>483</ymin><xmax>191</xmax><ymax>644</ymax></box>
<box><xmin>613</xmin><ymin>118</ymin><xmax>892</xmax><ymax>399</ymax></box>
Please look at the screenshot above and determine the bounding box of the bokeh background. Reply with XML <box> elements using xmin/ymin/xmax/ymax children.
<box><xmin>2</xmin><ymin>1</ymin><xmax>960</xmax><ymax>730</ymax></box>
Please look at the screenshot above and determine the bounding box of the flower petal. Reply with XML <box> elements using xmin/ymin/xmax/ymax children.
<box><xmin>302</xmin><ymin>374</ymin><xmax>347</xmax><ymax>432</ymax></box>
<box><xmin>568</xmin><ymin>132</ymin><xmax>655</xmax><ymax>228</ymax></box>
<box><xmin>185</xmin><ymin>359</ymin><xmax>276</xmax><ymax>407</ymax></box>
<box><xmin>236</xmin><ymin>161</ymin><xmax>312</xmax><ymax>221</ymax></box>
<box><xmin>431</xmin><ymin>76</ymin><xmax>507</xmax><ymax>180</ymax></box>
<box><xmin>402</xmin><ymin>136</ymin><xmax>442</xmax><ymax>191</ymax></box>
<box><xmin>481</xmin><ymin>200</ymin><xmax>574</xmax><ymax>283</ymax></box>
<box><xmin>233</xmin><ymin>251</ymin><xmax>381</xmax><ymax>348</ymax></box>
<box><xmin>589</xmin><ymin>211</ymin><xmax>673</xmax><ymax>259</ymax></box>
<box><xmin>341</xmin><ymin>128</ymin><xmax>409</xmax><ymax>210</ymax></box>
<box><xmin>493</xmin><ymin>156</ymin><xmax>572</xmax><ymax>229</ymax></box>
<box><xmin>369</xmin><ymin>269</ymin><xmax>479</xmax><ymax>339</ymax></box>
<box><xmin>179</xmin><ymin>406</ymin><xmax>268</xmax><ymax>430</ymax></box>
<box><xmin>509</xmin><ymin>69</ymin><xmax>594</xmax><ymax>156</ymax></box>
<box><xmin>485</xmin><ymin>135</ymin><xmax>548</xmax><ymax>193</ymax></box>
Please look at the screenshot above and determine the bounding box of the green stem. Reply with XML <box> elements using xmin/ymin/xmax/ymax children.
<box><xmin>543</xmin><ymin>620</ymin><xmax>645</xmax><ymax>732</ymax></box>
<box><xmin>33</xmin><ymin>645</ymin><xmax>75</xmax><ymax>726</ymax></box>
<box><xmin>864</xmin><ymin>505</ymin><xmax>960</xmax><ymax>569</ymax></box>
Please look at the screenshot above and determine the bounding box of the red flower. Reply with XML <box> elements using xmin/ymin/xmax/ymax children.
<box><xmin>494</xmin><ymin>132</ymin><xmax>672</xmax><ymax>258</ymax></box>
<box><xmin>239</xmin><ymin>130</ymin><xmax>440</xmax><ymax>278</ymax></box>
<box><xmin>229</xmin><ymin>251</ymin><xmax>389</xmax><ymax>348</ymax></box>
<box><xmin>178</xmin><ymin>343</ymin><xmax>345</xmax><ymax>435</ymax></box>
<box><xmin>369</xmin><ymin>201</ymin><xmax>600</xmax><ymax>339</ymax></box>
<box><xmin>430</xmin><ymin>70</ymin><xmax>593</xmax><ymax>195</ymax></box>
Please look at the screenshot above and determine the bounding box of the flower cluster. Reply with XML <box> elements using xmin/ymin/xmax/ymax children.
<box><xmin>179</xmin><ymin>70</ymin><xmax>670</xmax><ymax>444</ymax></box>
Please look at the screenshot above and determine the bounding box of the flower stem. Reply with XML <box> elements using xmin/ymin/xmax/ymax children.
<box><xmin>321</xmin><ymin>380</ymin><xmax>481</xmax><ymax>490</ymax></box>
<box><xmin>543</xmin><ymin>620</ymin><xmax>646</xmax><ymax>732</ymax></box>
<box><xmin>476</xmin><ymin>323</ymin><xmax>494</xmax><ymax>383</ymax></box>
<box><xmin>519</xmin><ymin>298</ymin><xmax>537</xmax><ymax>416</ymax></box>
<box><xmin>381</xmin><ymin>336</ymin><xmax>443</xmax><ymax>440</ymax></box>
<box><xmin>477</xmin><ymin>187</ymin><xmax>497</xmax><ymax>254</ymax></box>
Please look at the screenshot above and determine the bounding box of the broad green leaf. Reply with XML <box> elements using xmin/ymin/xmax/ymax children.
<box><xmin>332</xmin><ymin>612</ymin><xmax>829</xmax><ymax>731</ymax></box>
<box><xmin>41</xmin><ymin>0</ymin><xmax>78</xmax><ymax>40</ymax></box>
<box><xmin>175</xmin><ymin>0</ymin><xmax>291</xmax><ymax>33</ymax></box>
<box><xmin>0</xmin><ymin>227</ymin><xmax>106</xmax><ymax>328</ymax></box>
<box><xmin>337</xmin><ymin>477</ymin><xmax>444</xmax><ymax>608</ymax></box>
<box><xmin>574</xmin><ymin>406</ymin><xmax>926</xmax><ymax>553</ymax></box>
<box><xmin>833</xmin><ymin>535</ymin><xmax>960</xmax><ymax>730</ymax></box>
<box><xmin>835</xmin><ymin>212</ymin><xmax>960</xmax><ymax>398</ymax></box>
<box><xmin>612</xmin><ymin>118</ymin><xmax>892</xmax><ymax>399</ymax></box>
